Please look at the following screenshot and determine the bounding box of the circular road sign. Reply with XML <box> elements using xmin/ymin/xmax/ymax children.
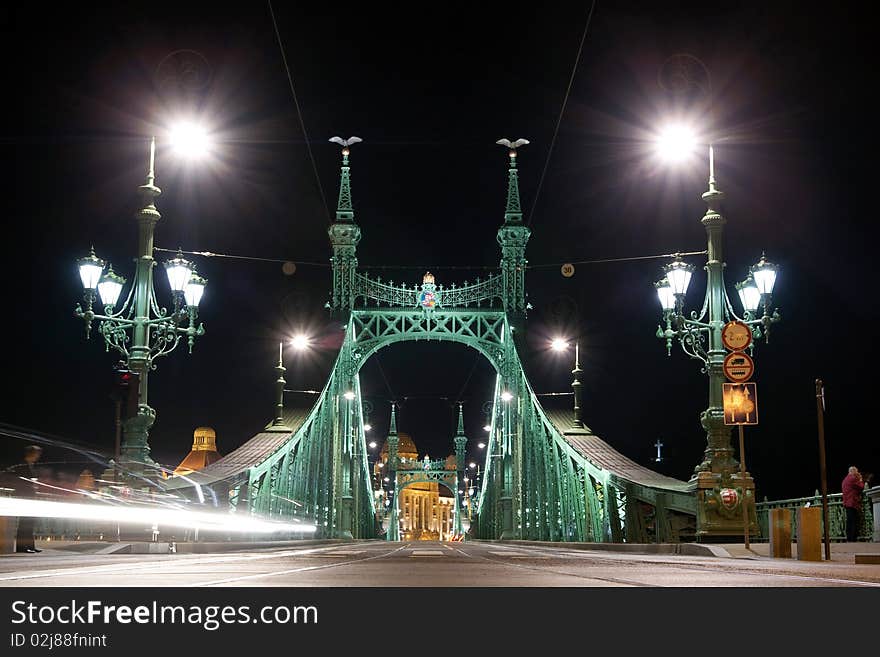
<box><xmin>561</xmin><ymin>263</ymin><xmax>575</xmax><ymax>278</ymax></box>
<box><xmin>721</xmin><ymin>320</ymin><xmax>753</xmax><ymax>351</ymax></box>
<box><xmin>723</xmin><ymin>351</ymin><xmax>755</xmax><ymax>383</ymax></box>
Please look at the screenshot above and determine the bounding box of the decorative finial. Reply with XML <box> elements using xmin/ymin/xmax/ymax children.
<box><xmin>702</xmin><ymin>143</ymin><xmax>724</xmax><ymax>210</ymax></box>
<box><xmin>147</xmin><ymin>137</ymin><xmax>156</xmax><ymax>187</ymax></box>
<box><xmin>456</xmin><ymin>402</ymin><xmax>466</xmax><ymax>437</ymax></box>
<box><xmin>138</xmin><ymin>137</ymin><xmax>162</xmax><ymax>205</ymax></box>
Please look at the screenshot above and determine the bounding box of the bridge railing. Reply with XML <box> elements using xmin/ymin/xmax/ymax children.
<box><xmin>353</xmin><ymin>273</ymin><xmax>503</xmax><ymax>308</ymax></box>
<box><xmin>755</xmin><ymin>491</ymin><xmax>874</xmax><ymax>541</ymax></box>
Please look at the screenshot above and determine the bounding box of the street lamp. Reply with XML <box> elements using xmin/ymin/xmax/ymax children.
<box><xmin>550</xmin><ymin>338</ymin><xmax>568</xmax><ymax>352</ymax></box>
<box><xmin>168</xmin><ymin>121</ymin><xmax>212</xmax><ymax>159</ymax></box>
<box><xmin>290</xmin><ymin>334</ymin><xmax>311</xmax><ymax>351</ymax></box>
<box><xmin>651</xmin><ymin>127</ymin><xmax>782</xmax><ymax>539</ymax></box>
<box><xmin>74</xmin><ymin>134</ymin><xmax>210</xmax><ymax>479</ymax></box>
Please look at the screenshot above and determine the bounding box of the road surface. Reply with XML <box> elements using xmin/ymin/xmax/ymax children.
<box><xmin>1</xmin><ymin>540</ymin><xmax>879</xmax><ymax>587</ymax></box>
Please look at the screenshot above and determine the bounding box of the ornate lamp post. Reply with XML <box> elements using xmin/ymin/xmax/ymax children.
<box><xmin>653</xmin><ymin>127</ymin><xmax>781</xmax><ymax>539</ymax></box>
<box><xmin>74</xmin><ymin>133</ymin><xmax>210</xmax><ymax>481</ymax></box>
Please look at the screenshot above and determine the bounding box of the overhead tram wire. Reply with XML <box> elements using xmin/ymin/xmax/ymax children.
<box><xmin>372</xmin><ymin>356</ymin><xmax>397</xmax><ymax>403</ymax></box>
<box><xmin>454</xmin><ymin>352</ymin><xmax>482</xmax><ymax>403</ymax></box>
<box><xmin>154</xmin><ymin>246</ymin><xmax>706</xmax><ymax>270</ymax></box>
<box><xmin>153</xmin><ymin>246</ymin><xmax>330</xmax><ymax>268</ymax></box>
<box><xmin>525</xmin><ymin>0</ymin><xmax>597</xmax><ymax>228</ymax></box>
<box><xmin>267</xmin><ymin>0</ymin><xmax>332</xmax><ymax>226</ymax></box>
<box><xmin>528</xmin><ymin>249</ymin><xmax>707</xmax><ymax>268</ymax></box>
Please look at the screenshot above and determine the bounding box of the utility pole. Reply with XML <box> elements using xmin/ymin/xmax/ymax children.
<box><xmin>816</xmin><ymin>379</ymin><xmax>831</xmax><ymax>561</ymax></box>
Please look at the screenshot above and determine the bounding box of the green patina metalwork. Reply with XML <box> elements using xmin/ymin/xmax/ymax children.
<box><xmin>202</xmin><ymin>140</ymin><xmax>697</xmax><ymax>541</ymax></box>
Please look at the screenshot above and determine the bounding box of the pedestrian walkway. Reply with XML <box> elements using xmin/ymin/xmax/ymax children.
<box><xmin>709</xmin><ymin>541</ymin><xmax>880</xmax><ymax>562</ymax></box>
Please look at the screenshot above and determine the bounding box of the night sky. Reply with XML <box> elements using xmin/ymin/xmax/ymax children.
<box><xmin>1</xmin><ymin>2</ymin><xmax>876</xmax><ymax>501</ymax></box>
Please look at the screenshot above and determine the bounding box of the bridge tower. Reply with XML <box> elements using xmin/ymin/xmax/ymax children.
<box><xmin>494</xmin><ymin>142</ymin><xmax>531</xmax><ymax>539</ymax></box>
<box><xmin>327</xmin><ymin>142</ymin><xmax>361</xmax><ymax>321</ymax></box>
<box><xmin>496</xmin><ymin>143</ymin><xmax>531</xmax><ymax>336</ymax></box>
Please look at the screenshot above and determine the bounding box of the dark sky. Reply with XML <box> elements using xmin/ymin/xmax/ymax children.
<box><xmin>1</xmin><ymin>2</ymin><xmax>876</xmax><ymax>500</ymax></box>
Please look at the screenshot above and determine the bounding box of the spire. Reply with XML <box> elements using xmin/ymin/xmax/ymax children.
<box><xmin>455</xmin><ymin>402</ymin><xmax>466</xmax><ymax>437</ymax></box>
<box><xmin>388</xmin><ymin>402</ymin><xmax>398</xmax><ymax>436</ymax></box>
<box><xmin>329</xmin><ymin>136</ymin><xmax>362</xmax><ymax>223</ymax></box>
<box><xmin>386</xmin><ymin>402</ymin><xmax>399</xmax><ymax>471</ymax></box>
<box><xmin>571</xmin><ymin>342</ymin><xmax>585</xmax><ymax>430</ymax></box>
<box><xmin>496</xmin><ymin>138</ymin><xmax>529</xmax><ymax>224</ymax></box>
<box><xmin>453</xmin><ymin>403</ymin><xmax>467</xmax><ymax>473</ymax></box>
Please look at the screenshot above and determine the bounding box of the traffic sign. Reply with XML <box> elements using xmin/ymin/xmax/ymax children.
<box><xmin>723</xmin><ymin>382</ymin><xmax>758</xmax><ymax>425</ymax></box>
<box><xmin>561</xmin><ymin>263</ymin><xmax>575</xmax><ymax>278</ymax></box>
<box><xmin>723</xmin><ymin>351</ymin><xmax>755</xmax><ymax>382</ymax></box>
<box><xmin>721</xmin><ymin>320</ymin><xmax>752</xmax><ymax>351</ymax></box>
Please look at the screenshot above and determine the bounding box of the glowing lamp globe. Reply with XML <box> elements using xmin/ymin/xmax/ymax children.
<box><xmin>183</xmin><ymin>272</ymin><xmax>207</xmax><ymax>308</ymax></box>
<box><xmin>736</xmin><ymin>277</ymin><xmax>761</xmax><ymax>314</ymax></box>
<box><xmin>664</xmin><ymin>258</ymin><xmax>694</xmax><ymax>296</ymax></box>
<box><xmin>77</xmin><ymin>248</ymin><xmax>105</xmax><ymax>290</ymax></box>
<box><xmin>164</xmin><ymin>252</ymin><xmax>194</xmax><ymax>293</ymax></box>
<box><xmin>655</xmin><ymin>279</ymin><xmax>675</xmax><ymax>312</ymax></box>
<box><xmin>751</xmin><ymin>254</ymin><xmax>778</xmax><ymax>295</ymax></box>
<box><xmin>97</xmin><ymin>266</ymin><xmax>126</xmax><ymax>307</ymax></box>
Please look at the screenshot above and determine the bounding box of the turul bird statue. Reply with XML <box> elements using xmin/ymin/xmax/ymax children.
<box><xmin>329</xmin><ymin>136</ymin><xmax>363</xmax><ymax>147</ymax></box>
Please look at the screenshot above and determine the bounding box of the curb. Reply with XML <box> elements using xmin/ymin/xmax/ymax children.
<box><xmin>496</xmin><ymin>540</ymin><xmax>731</xmax><ymax>558</ymax></box>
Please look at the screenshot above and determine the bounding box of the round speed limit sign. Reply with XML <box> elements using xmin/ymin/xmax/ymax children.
<box><xmin>561</xmin><ymin>263</ymin><xmax>575</xmax><ymax>278</ymax></box>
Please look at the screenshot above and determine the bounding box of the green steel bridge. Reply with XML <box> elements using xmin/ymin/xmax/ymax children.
<box><xmin>174</xmin><ymin>141</ymin><xmax>699</xmax><ymax>542</ymax></box>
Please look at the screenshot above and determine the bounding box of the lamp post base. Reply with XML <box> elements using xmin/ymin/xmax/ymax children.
<box><xmin>692</xmin><ymin>470</ymin><xmax>760</xmax><ymax>541</ymax></box>
<box><xmin>117</xmin><ymin>405</ymin><xmax>163</xmax><ymax>485</ymax></box>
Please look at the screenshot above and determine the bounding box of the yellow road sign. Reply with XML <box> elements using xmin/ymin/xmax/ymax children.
<box><xmin>723</xmin><ymin>382</ymin><xmax>758</xmax><ymax>425</ymax></box>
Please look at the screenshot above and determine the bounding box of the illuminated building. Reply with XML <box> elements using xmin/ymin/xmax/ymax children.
<box><xmin>173</xmin><ymin>427</ymin><xmax>222</xmax><ymax>477</ymax></box>
<box><xmin>375</xmin><ymin>433</ymin><xmax>457</xmax><ymax>541</ymax></box>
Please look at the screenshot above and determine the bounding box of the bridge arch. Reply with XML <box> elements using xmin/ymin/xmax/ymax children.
<box><xmin>347</xmin><ymin>310</ymin><xmax>509</xmax><ymax>376</ymax></box>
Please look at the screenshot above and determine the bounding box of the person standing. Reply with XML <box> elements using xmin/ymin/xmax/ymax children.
<box><xmin>5</xmin><ymin>445</ymin><xmax>43</xmax><ymax>553</ymax></box>
<box><xmin>841</xmin><ymin>466</ymin><xmax>865</xmax><ymax>542</ymax></box>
